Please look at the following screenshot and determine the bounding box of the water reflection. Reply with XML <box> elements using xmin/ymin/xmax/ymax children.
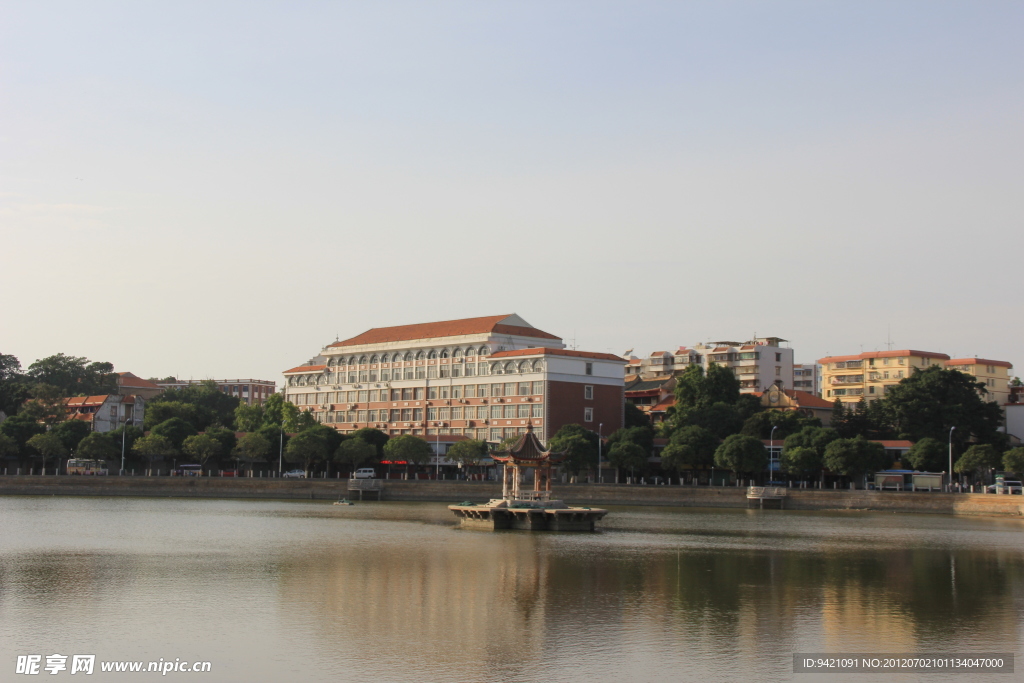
<box><xmin>0</xmin><ymin>498</ymin><xmax>1022</xmax><ymax>682</ymax></box>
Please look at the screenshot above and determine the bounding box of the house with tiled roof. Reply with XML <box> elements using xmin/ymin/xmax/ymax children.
<box><xmin>282</xmin><ymin>314</ymin><xmax>625</xmax><ymax>445</ymax></box>
<box><xmin>63</xmin><ymin>394</ymin><xmax>145</xmax><ymax>433</ymax></box>
<box><xmin>116</xmin><ymin>372</ymin><xmax>163</xmax><ymax>400</ymax></box>
<box><xmin>755</xmin><ymin>385</ymin><xmax>834</xmax><ymax>425</ymax></box>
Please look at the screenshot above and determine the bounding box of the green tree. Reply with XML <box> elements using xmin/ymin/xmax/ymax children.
<box><xmin>783</xmin><ymin>426</ymin><xmax>839</xmax><ymax>458</ymax></box>
<box><xmin>231</xmin><ymin>433</ymin><xmax>269</xmax><ymax>472</ymax></box>
<box><xmin>446</xmin><ymin>439</ymin><xmax>488</xmax><ymax>476</ymax></box>
<box><xmin>25</xmin><ymin>353</ymin><xmax>117</xmax><ymax>396</ymax></box>
<box><xmin>714</xmin><ymin>434</ymin><xmax>768</xmax><ymax>476</ymax></box>
<box><xmin>285</xmin><ymin>429</ymin><xmax>330</xmax><ymax>471</ymax></box>
<box><xmin>547</xmin><ymin>424</ymin><xmax>599</xmax><ymax>476</ymax></box>
<box><xmin>51</xmin><ymin>420</ymin><xmax>93</xmax><ymax>453</ymax></box>
<box><xmin>382</xmin><ymin>434</ymin><xmax>432</xmax><ymax>470</ymax></box>
<box><xmin>0</xmin><ymin>353</ymin><xmax>29</xmax><ymax>416</ymax></box>
<box><xmin>109</xmin><ymin>424</ymin><xmax>143</xmax><ymax>457</ymax></box>
<box><xmin>150</xmin><ymin>417</ymin><xmax>198</xmax><ymax>449</ymax></box>
<box><xmin>132</xmin><ymin>434</ymin><xmax>177</xmax><ymax>468</ymax></box>
<box><xmin>953</xmin><ymin>444</ymin><xmax>1001</xmax><ymax>479</ymax></box>
<box><xmin>606</xmin><ymin>426</ymin><xmax>654</xmax><ymax>454</ymax></box>
<box><xmin>690</xmin><ymin>402</ymin><xmax>744</xmax><ymax>439</ymax></box>
<box><xmin>349</xmin><ymin>428</ymin><xmax>389</xmax><ymax>461</ymax></box>
<box><xmin>0</xmin><ymin>433</ymin><xmax>19</xmax><ymax>460</ymax></box>
<box><xmin>19</xmin><ymin>383</ymin><xmax>68</xmax><ymax>426</ymax></box>
<box><xmin>660</xmin><ymin>425</ymin><xmax>718</xmax><ymax>474</ymax></box>
<box><xmin>741</xmin><ymin>410</ymin><xmax>820</xmax><ymax>440</ymax></box>
<box><xmin>624</xmin><ymin>401</ymin><xmax>650</xmax><ymax>428</ymax></box>
<box><xmin>0</xmin><ymin>413</ymin><xmax>46</xmax><ymax>448</ymax></box>
<box><xmin>144</xmin><ymin>401</ymin><xmax>206</xmax><ymax>431</ymax></box>
<box><xmin>883</xmin><ymin>366</ymin><xmax>1004</xmax><ymax>446</ymax></box>
<box><xmin>148</xmin><ymin>380</ymin><xmax>240</xmax><ymax>430</ymax></box>
<box><xmin>335</xmin><ymin>437</ymin><xmax>376</xmax><ymax>474</ymax></box>
<box><xmin>830</xmin><ymin>400</ymin><xmax>847</xmax><ymax>435</ymax></box>
<box><xmin>823</xmin><ymin>436</ymin><xmax>891</xmax><ymax>484</ymax></box>
<box><xmin>607</xmin><ymin>441</ymin><xmax>648</xmax><ymax>477</ymax></box>
<box><xmin>234</xmin><ymin>402</ymin><xmax>265</xmax><ymax>433</ymax></box>
<box><xmin>204</xmin><ymin>426</ymin><xmax>238</xmax><ymax>459</ymax></box>
<box><xmin>182</xmin><ymin>434</ymin><xmax>224</xmax><ymax>469</ymax></box>
<box><xmin>76</xmin><ymin>432</ymin><xmax>118</xmax><ymax>462</ymax></box>
<box><xmin>674</xmin><ymin>364</ymin><xmax>740</xmax><ymax>412</ymax></box>
<box><xmin>288</xmin><ymin>409</ymin><xmax>318</xmax><ymax>433</ymax></box>
<box><xmin>1003</xmin><ymin>447</ymin><xmax>1024</xmax><ymax>477</ymax></box>
<box><xmin>904</xmin><ymin>437</ymin><xmax>946</xmax><ymax>472</ymax></box>
<box><xmin>262</xmin><ymin>393</ymin><xmax>298</xmax><ymax>429</ymax></box>
<box><xmin>27</xmin><ymin>432</ymin><xmax>68</xmax><ymax>471</ymax></box>
<box><xmin>780</xmin><ymin>446</ymin><xmax>821</xmax><ymax>477</ymax></box>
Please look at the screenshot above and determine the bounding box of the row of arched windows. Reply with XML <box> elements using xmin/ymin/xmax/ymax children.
<box><xmin>287</xmin><ymin>357</ymin><xmax>545</xmax><ymax>386</ymax></box>
<box><xmin>326</xmin><ymin>347</ymin><xmax>492</xmax><ymax>366</ymax></box>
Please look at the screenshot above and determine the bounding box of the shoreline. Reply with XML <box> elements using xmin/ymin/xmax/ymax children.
<box><xmin>2</xmin><ymin>476</ymin><xmax>1023</xmax><ymax>518</ymax></box>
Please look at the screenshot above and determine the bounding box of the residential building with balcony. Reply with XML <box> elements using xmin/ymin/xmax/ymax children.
<box><xmin>623</xmin><ymin>338</ymin><xmax>795</xmax><ymax>393</ymax></box>
<box><xmin>63</xmin><ymin>394</ymin><xmax>145</xmax><ymax>432</ymax></box>
<box><xmin>155</xmin><ymin>378</ymin><xmax>277</xmax><ymax>405</ymax></box>
<box><xmin>792</xmin><ymin>363</ymin><xmax>820</xmax><ymax>395</ymax></box>
<box><xmin>281</xmin><ymin>314</ymin><xmax>625</xmax><ymax>443</ymax></box>
<box><xmin>819</xmin><ymin>350</ymin><xmax>1013</xmax><ymax>404</ymax></box>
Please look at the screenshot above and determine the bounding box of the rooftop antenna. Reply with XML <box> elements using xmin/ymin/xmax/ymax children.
<box><xmin>886</xmin><ymin>326</ymin><xmax>893</xmax><ymax>351</ymax></box>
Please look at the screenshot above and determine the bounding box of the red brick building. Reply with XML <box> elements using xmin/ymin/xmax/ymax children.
<box><xmin>282</xmin><ymin>314</ymin><xmax>625</xmax><ymax>443</ymax></box>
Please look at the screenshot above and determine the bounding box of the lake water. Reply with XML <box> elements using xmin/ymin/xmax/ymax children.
<box><xmin>1</xmin><ymin>496</ymin><xmax>1022</xmax><ymax>682</ymax></box>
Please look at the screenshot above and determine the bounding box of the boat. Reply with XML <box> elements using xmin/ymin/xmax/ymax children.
<box><xmin>333</xmin><ymin>498</ymin><xmax>354</xmax><ymax>506</ymax></box>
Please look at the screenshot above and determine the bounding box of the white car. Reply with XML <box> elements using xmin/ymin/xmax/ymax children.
<box><xmin>986</xmin><ymin>481</ymin><xmax>1023</xmax><ymax>494</ymax></box>
<box><xmin>353</xmin><ymin>468</ymin><xmax>377</xmax><ymax>479</ymax></box>
<box><xmin>282</xmin><ymin>469</ymin><xmax>307</xmax><ymax>479</ymax></box>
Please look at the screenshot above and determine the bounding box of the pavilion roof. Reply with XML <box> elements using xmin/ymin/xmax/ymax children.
<box><xmin>491</xmin><ymin>425</ymin><xmax>566</xmax><ymax>465</ymax></box>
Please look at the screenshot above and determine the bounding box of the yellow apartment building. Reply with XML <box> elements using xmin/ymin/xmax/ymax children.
<box><xmin>818</xmin><ymin>350</ymin><xmax>949</xmax><ymax>403</ymax></box>
<box><xmin>818</xmin><ymin>350</ymin><xmax>1013</xmax><ymax>404</ymax></box>
<box><xmin>944</xmin><ymin>358</ymin><xmax>1013</xmax><ymax>404</ymax></box>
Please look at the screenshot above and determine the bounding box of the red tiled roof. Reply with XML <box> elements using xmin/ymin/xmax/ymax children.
<box><xmin>283</xmin><ymin>364</ymin><xmax>326</xmax><ymax>374</ymax></box>
<box><xmin>946</xmin><ymin>358</ymin><xmax>1013</xmax><ymax>369</ymax></box>
<box><xmin>489</xmin><ymin>347</ymin><xmax>626</xmax><ymax>363</ymax></box>
<box><xmin>117</xmin><ymin>372</ymin><xmax>161</xmax><ymax>389</ymax></box>
<box><xmin>818</xmin><ymin>350</ymin><xmax>950</xmax><ymax>364</ymax></box>
<box><xmin>64</xmin><ymin>395</ymin><xmax>112</xmax><ymax>407</ymax></box>
<box><xmin>787</xmin><ymin>390</ymin><xmax>834</xmax><ymax>409</ymax></box>
<box><xmin>874</xmin><ymin>440</ymin><xmax>914</xmax><ymax>448</ymax></box>
<box><xmin>651</xmin><ymin>398</ymin><xmax>676</xmax><ymax>411</ymax></box>
<box><xmin>625</xmin><ymin>388</ymin><xmax>661</xmax><ymax>397</ymax></box>
<box><xmin>328</xmin><ymin>315</ymin><xmax>560</xmax><ymax>348</ymax></box>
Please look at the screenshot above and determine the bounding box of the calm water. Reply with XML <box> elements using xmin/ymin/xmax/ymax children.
<box><xmin>1</xmin><ymin>497</ymin><xmax>1022</xmax><ymax>682</ymax></box>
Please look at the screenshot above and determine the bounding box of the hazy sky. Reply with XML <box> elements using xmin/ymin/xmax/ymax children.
<box><xmin>3</xmin><ymin>1</ymin><xmax>1022</xmax><ymax>385</ymax></box>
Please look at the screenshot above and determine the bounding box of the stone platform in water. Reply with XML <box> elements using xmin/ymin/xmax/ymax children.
<box><xmin>449</xmin><ymin>498</ymin><xmax>608</xmax><ymax>531</ymax></box>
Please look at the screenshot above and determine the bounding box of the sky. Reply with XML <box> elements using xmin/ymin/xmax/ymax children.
<box><xmin>2</xmin><ymin>1</ymin><xmax>1022</xmax><ymax>385</ymax></box>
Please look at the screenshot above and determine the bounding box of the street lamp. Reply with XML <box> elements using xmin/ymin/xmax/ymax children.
<box><xmin>597</xmin><ymin>423</ymin><xmax>603</xmax><ymax>484</ymax></box>
<box><xmin>769</xmin><ymin>425</ymin><xmax>778</xmax><ymax>485</ymax></box>
<box><xmin>948</xmin><ymin>425</ymin><xmax>956</xmax><ymax>492</ymax></box>
<box><xmin>120</xmin><ymin>414</ymin><xmax>132</xmax><ymax>475</ymax></box>
<box><xmin>436</xmin><ymin>423</ymin><xmax>444</xmax><ymax>479</ymax></box>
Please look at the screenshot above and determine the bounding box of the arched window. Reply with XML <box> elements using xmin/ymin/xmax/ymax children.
<box><xmin>359</xmin><ymin>355</ymin><xmax>368</xmax><ymax>364</ymax></box>
<box><xmin>348</xmin><ymin>356</ymin><xmax>357</xmax><ymax>365</ymax></box>
<box><xmin>479</xmin><ymin>347</ymin><xmax>490</xmax><ymax>357</ymax></box>
<box><xmin>505</xmin><ymin>361</ymin><xmax>517</xmax><ymax>374</ymax></box>
<box><xmin>452</xmin><ymin>348</ymin><xmax>462</xmax><ymax>358</ymax></box>
<box><xmin>518</xmin><ymin>360</ymin><xmax>530</xmax><ymax>373</ymax></box>
<box><xmin>427</xmin><ymin>350</ymin><xmax>438</xmax><ymax>359</ymax></box>
<box><xmin>491</xmin><ymin>363</ymin><xmax>503</xmax><ymax>375</ymax></box>
<box><xmin>379</xmin><ymin>354</ymin><xmax>389</xmax><ymax>363</ymax></box>
<box><xmin>532</xmin><ymin>360</ymin><xmax>544</xmax><ymax>373</ymax></box>
<box><xmin>439</xmin><ymin>349</ymin><xmax>449</xmax><ymax>359</ymax></box>
<box><xmin>415</xmin><ymin>350</ymin><xmax>425</xmax><ymax>360</ymax></box>
<box><xmin>327</xmin><ymin>358</ymin><xmax>336</xmax><ymax>367</ymax></box>
<box><xmin>370</xmin><ymin>354</ymin><xmax>379</xmax><ymax>363</ymax></box>
<box><xmin>404</xmin><ymin>351</ymin><xmax>413</xmax><ymax>362</ymax></box>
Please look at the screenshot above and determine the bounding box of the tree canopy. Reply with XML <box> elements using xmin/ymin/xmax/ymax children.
<box><xmin>822</xmin><ymin>436</ymin><xmax>890</xmax><ymax>479</ymax></box>
<box><xmin>1003</xmin><ymin>448</ymin><xmax>1024</xmax><ymax>477</ymax></box>
<box><xmin>547</xmin><ymin>424</ymin><xmax>599</xmax><ymax>475</ymax></box>
<box><xmin>51</xmin><ymin>420</ymin><xmax>93</xmax><ymax>453</ymax></box>
<box><xmin>150</xmin><ymin>417</ymin><xmax>198</xmax><ymax>449</ymax></box>
<box><xmin>147</xmin><ymin>380</ymin><xmax>240</xmax><ymax>431</ymax></box>
<box><xmin>132</xmin><ymin>435</ymin><xmax>177</xmax><ymax>465</ymax></box>
<box><xmin>285</xmin><ymin>429</ymin><xmax>330</xmax><ymax>470</ymax></box>
<box><xmin>76</xmin><ymin>432</ymin><xmax>118</xmax><ymax>461</ymax></box>
<box><xmin>953</xmin><ymin>444</ymin><xmax>1001</xmax><ymax>477</ymax></box>
<box><xmin>26</xmin><ymin>432</ymin><xmax>67</xmax><ymax>466</ymax></box>
<box><xmin>607</xmin><ymin>441</ymin><xmax>648</xmax><ymax>474</ymax></box>
<box><xmin>335</xmin><ymin>438</ymin><xmax>375</xmax><ymax>473</ymax></box>
<box><xmin>231</xmin><ymin>433</ymin><xmax>269</xmax><ymax>469</ymax></box>
<box><xmin>714</xmin><ymin>434</ymin><xmax>768</xmax><ymax>475</ymax></box>
<box><xmin>904</xmin><ymin>437</ymin><xmax>947</xmax><ymax>472</ymax></box>
<box><xmin>660</xmin><ymin>425</ymin><xmax>717</xmax><ymax>472</ymax></box>
<box><xmin>447</xmin><ymin>439</ymin><xmax>488</xmax><ymax>470</ymax></box>
<box><xmin>182</xmin><ymin>433</ymin><xmax>224</xmax><ymax>468</ymax></box>
<box><xmin>25</xmin><ymin>353</ymin><xmax>117</xmax><ymax>397</ymax></box>
<box><xmin>383</xmin><ymin>434</ymin><xmax>432</xmax><ymax>466</ymax></box>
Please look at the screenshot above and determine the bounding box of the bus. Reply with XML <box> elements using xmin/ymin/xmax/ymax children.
<box><xmin>66</xmin><ymin>459</ymin><xmax>109</xmax><ymax>475</ymax></box>
<box><xmin>172</xmin><ymin>464</ymin><xmax>203</xmax><ymax>477</ymax></box>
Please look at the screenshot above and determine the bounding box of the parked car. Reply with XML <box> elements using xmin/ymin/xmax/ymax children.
<box><xmin>282</xmin><ymin>469</ymin><xmax>307</xmax><ymax>479</ymax></box>
<box><xmin>986</xmin><ymin>481</ymin><xmax>1023</xmax><ymax>494</ymax></box>
<box><xmin>353</xmin><ymin>468</ymin><xmax>377</xmax><ymax>479</ymax></box>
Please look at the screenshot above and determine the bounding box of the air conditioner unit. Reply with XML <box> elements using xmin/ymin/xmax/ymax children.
<box><xmin>415</xmin><ymin>422</ymin><xmax>422</xmax><ymax>427</ymax></box>
<box><xmin>483</xmin><ymin>419</ymin><xmax>489</xmax><ymax>425</ymax></box>
<box><xmin>349</xmin><ymin>403</ymin><xmax>356</xmax><ymax>409</ymax></box>
<box><xmin>466</xmin><ymin>420</ymin><xmax>474</xmax><ymax>427</ymax></box>
<box><xmin>481</xmin><ymin>398</ymin><xmax>488</xmax><ymax>404</ymax></box>
<box><xmin>333</xmin><ymin>386</ymin><xmax>341</xmax><ymax>390</ymax></box>
<box><xmin>354</xmin><ymin>384</ymin><xmax>361</xmax><ymax>388</ymax></box>
<box><xmin>321</xmin><ymin>404</ymin><xmax>329</xmax><ymax>409</ymax></box>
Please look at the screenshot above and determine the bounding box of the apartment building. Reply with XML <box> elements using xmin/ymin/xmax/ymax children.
<box><xmin>282</xmin><ymin>314</ymin><xmax>625</xmax><ymax>443</ymax></box>
<box><xmin>64</xmin><ymin>395</ymin><xmax>145</xmax><ymax>432</ymax></box>
<box><xmin>945</xmin><ymin>358</ymin><xmax>1013</xmax><ymax>404</ymax></box>
<box><xmin>156</xmin><ymin>378</ymin><xmax>277</xmax><ymax>405</ymax></box>
<box><xmin>819</xmin><ymin>350</ymin><xmax>1014</xmax><ymax>404</ymax></box>
<box><xmin>623</xmin><ymin>337</ymin><xmax>795</xmax><ymax>393</ymax></box>
<box><xmin>792</xmin><ymin>364</ymin><xmax>820</xmax><ymax>395</ymax></box>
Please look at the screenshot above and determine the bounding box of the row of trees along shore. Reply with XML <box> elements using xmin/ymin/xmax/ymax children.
<box><xmin>2</xmin><ymin>351</ymin><xmax>1022</xmax><ymax>484</ymax></box>
<box><xmin>547</xmin><ymin>363</ymin><xmax>1023</xmax><ymax>486</ymax></box>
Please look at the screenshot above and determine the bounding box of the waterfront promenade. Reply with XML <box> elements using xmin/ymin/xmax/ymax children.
<box><xmin>1</xmin><ymin>476</ymin><xmax>1023</xmax><ymax>518</ymax></box>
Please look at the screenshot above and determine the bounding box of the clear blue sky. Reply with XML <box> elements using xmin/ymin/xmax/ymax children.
<box><xmin>2</xmin><ymin>1</ymin><xmax>1022</xmax><ymax>382</ymax></box>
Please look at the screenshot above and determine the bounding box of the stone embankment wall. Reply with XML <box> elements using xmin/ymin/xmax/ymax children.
<box><xmin>1</xmin><ymin>477</ymin><xmax>1023</xmax><ymax>517</ymax></box>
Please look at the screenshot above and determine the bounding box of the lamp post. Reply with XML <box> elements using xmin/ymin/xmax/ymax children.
<box><xmin>120</xmin><ymin>415</ymin><xmax>131</xmax><ymax>476</ymax></box>
<box><xmin>769</xmin><ymin>425</ymin><xmax>778</xmax><ymax>485</ymax></box>
<box><xmin>948</xmin><ymin>425</ymin><xmax>956</xmax><ymax>492</ymax></box>
<box><xmin>436</xmin><ymin>423</ymin><xmax>443</xmax><ymax>479</ymax></box>
<box><xmin>597</xmin><ymin>423</ymin><xmax>603</xmax><ymax>484</ymax></box>
<box><xmin>279</xmin><ymin>428</ymin><xmax>284</xmax><ymax>476</ymax></box>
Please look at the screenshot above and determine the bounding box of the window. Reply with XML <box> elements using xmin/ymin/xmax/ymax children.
<box><xmin>464</xmin><ymin>363</ymin><xmax>475</xmax><ymax>376</ymax></box>
<box><xmin>440</xmin><ymin>349</ymin><xmax>449</xmax><ymax>359</ymax></box>
<box><xmin>491</xmin><ymin>363</ymin><xmax>503</xmax><ymax>375</ymax></box>
<box><xmin>491</xmin><ymin>405</ymin><xmax>502</xmax><ymax>419</ymax></box>
<box><xmin>380</xmin><ymin>369</ymin><xmax>389</xmax><ymax>381</ymax></box>
<box><xmin>368</xmin><ymin>410</ymin><xmax>378</xmax><ymax>422</ymax></box>
<box><xmin>401</xmin><ymin>408</ymin><xmax>412</xmax><ymax>421</ymax></box>
<box><xmin>451</xmin><ymin>385</ymin><xmax>461</xmax><ymax>398</ymax></box>
<box><xmin>518</xmin><ymin>382</ymin><xmax>530</xmax><ymax>395</ymax></box>
<box><xmin>452</xmin><ymin>348</ymin><xmax>462</xmax><ymax>358</ymax></box>
<box><xmin>359</xmin><ymin>356</ymin><xmax>368</xmax><ymax>364</ymax></box>
<box><xmin>584</xmin><ymin>385</ymin><xmax>594</xmax><ymax>400</ymax></box>
<box><xmin>357</xmin><ymin>410</ymin><xmax>368</xmax><ymax>422</ymax></box>
<box><xmin>491</xmin><ymin>383</ymin><xmax>503</xmax><ymax>396</ymax></box>
<box><xmin>428</xmin><ymin>407</ymin><xmax>438</xmax><ymax>420</ymax></box>
<box><xmin>427</xmin><ymin>366</ymin><xmax>437</xmax><ymax>379</ymax></box>
<box><xmin>428</xmin><ymin>387</ymin><xmax>438</xmax><ymax>400</ymax></box>
<box><xmin>358</xmin><ymin>390</ymin><xmax>368</xmax><ymax>402</ymax></box>
<box><xmin>532</xmin><ymin>404</ymin><xmax>543</xmax><ymax>418</ymax></box>
<box><xmin>451</xmin><ymin>364</ymin><xmax>461</xmax><ymax>378</ymax></box>
<box><xmin>775</xmin><ymin>366</ymin><xmax>781</xmax><ymax>376</ymax></box>
<box><xmin>464</xmin><ymin>385</ymin><xmax>476</xmax><ymax>398</ymax></box>
<box><xmin>440</xmin><ymin>386</ymin><xmax>449</xmax><ymax>399</ymax></box>
<box><xmin>347</xmin><ymin>391</ymin><xmax>358</xmax><ymax>401</ymax></box>
<box><xmin>439</xmin><ymin>365</ymin><xmax>449</xmax><ymax>378</ymax></box>
<box><xmin>405</xmin><ymin>368</ymin><xmax>415</xmax><ymax>380</ymax></box>
<box><xmin>402</xmin><ymin>388</ymin><xmax>413</xmax><ymax>400</ymax></box>
<box><xmin>490</xmin><ymin>428</ymin><xmax>501</xmax><ymax>441</ymax></box>
<box><xmin>427</xmin><ymin>350</ymin><xmax>438</xmax><ymax>359</ymax></box>
<box><xmin>584</xmin><ymin>407</ymin><xmax>594</xmax><ymax>422</ymax></box>
<box><xmin>413</xmin><ymin>408</ymin><xmax>423</xmax><ymax>421</ymax></box>
<box><xmin>502</xmin><ymin>405</ymin><xmax>514</xmax><ymax>418</ymax></box>
<box><xmin>532</xmin><ymin>381</ymin><xmax>544</xmax><ymax>395</ymax></box>
<box><xmin>479</xmin><ymin>347</ymin><xmax>490</xmax><ymax>357</ymax></box>
<box><xmin>414</xmin><ymin>388</ymin><xmax>424</xmax><ymax>400</ymax></box>
<box><xmin>451</xmin><ymin>407</ymin><xmax>462</xmax><ymax>420</ymax></box>
<box><xmin>504</xmin><ymin>383</ymin><xmax>515</xmax><ymax>397</ymax></box>
<box><xmin>415</xmin><ymin>368</ymin><xmax>425</xmax><ymax>379</ymax></box>
<box><xmin>585</xmin><ymin>362</ymin><xmax>593</xmax><ymax>376</ymax></box>
<box><xmin>370</xmin><ymin>355</ymin><xmax>379</xmax><ymax>363</ymax></box>
<box><xmin>439</xmin><ymin>407</ymin><xmax>450</xmax><ymax>420</ymax></box>
<box><xmin>464</xmin><ymin>406</ymin><xmax>475</xmax><ymax>419</ymax></box>
<box><xmin>477</xmin><ymin>363</ymin><xmax>488</xmax><ymax>376</ymax></box>
<box><xmin>359</xmin><ymin>371</ymin><xmax>368</xmax><ymax>382</ymax></box>
<box><xmin>517</xmin><ymin>404</ymin><xmax>530</xmax><ymax>418</ymax></box>
<box><xmin>415</xmin><ymin>351</ymin><xmax>425</xmax><ymax>361</ymax></box>
<box><xmin>369</xmin><ymin>371</ymin><xmax>377</xmax><ymax>382</ymax></box>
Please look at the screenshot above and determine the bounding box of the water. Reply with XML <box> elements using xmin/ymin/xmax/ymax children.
<box><xmin>1</xmin><ymin>497</ymin><xmax>1022</xmax><ymax>682</ymax></box>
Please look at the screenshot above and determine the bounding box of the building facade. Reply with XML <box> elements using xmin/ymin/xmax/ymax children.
<box><xmin>155</xmin><ymin>379</ymin><xmax>277</xmax><ymax>405</ymax></box>
<box><xmin>792</xmin><ymin>363</ymin><xmax>820</xmax><ymax>395</ymax></box>
<box><xmin>819</xmin><ymin>350</ymin><xmax>1013</xmax><ymax>404</ymax></box>
<box><xmin>116</xmin><ymin>372</ymin><xmax>163</xmax><ymax>400</ymax></box>
<box><xmin>64</xmin><ymin>395</ymin><xmax>145</xmax><ymax>433</ymax></box>
<box><xmin>623</xmin><ymin>337</ymin><xmax>795</xmax><ymax>393</ymax></box>
<box><xmin>282</xmin><ymin>314</ymin><xmax>625</xmax><ymax>443</ymax></box>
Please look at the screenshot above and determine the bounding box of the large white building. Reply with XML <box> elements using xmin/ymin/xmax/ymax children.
<box><xmin>282</xmin><ymin>314</ymin><xmax>626</xmax><ymax>443</ymax></box>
